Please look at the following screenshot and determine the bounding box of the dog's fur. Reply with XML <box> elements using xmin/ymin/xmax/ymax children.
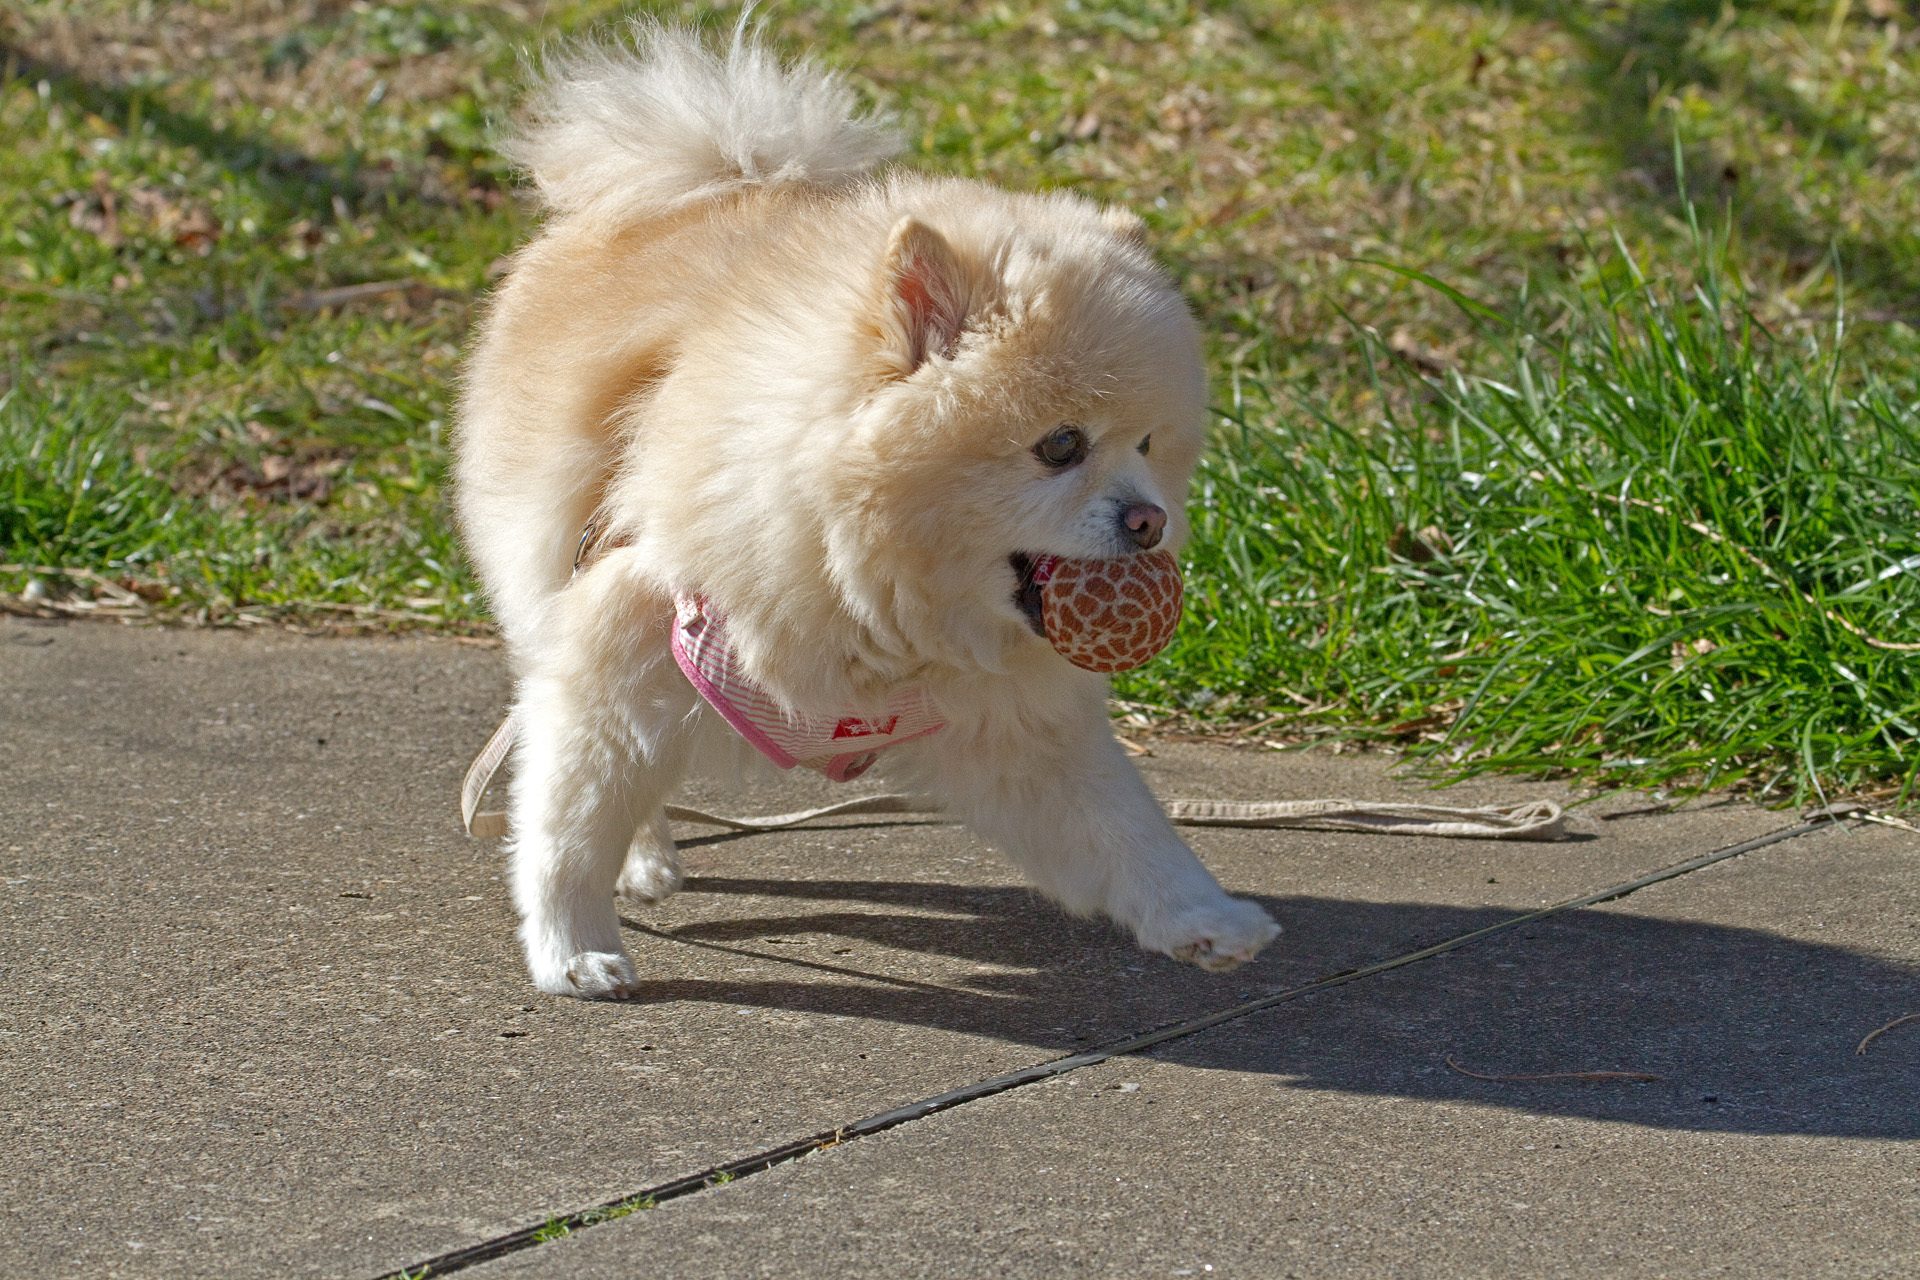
<box><xmin>456</xmin><ymin>25</ymin><xmax>1280</xmax><ymax>998</ymax></box>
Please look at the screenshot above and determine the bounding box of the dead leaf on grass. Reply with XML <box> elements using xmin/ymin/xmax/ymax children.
<box><xmin>1388</xmin><ymin>326</ymin><xmax>1455</xmax><ymax>375</ymax></box>
<box><xmin>1670</xmin><ymin>636</ymin><xmax>1717</xmax><ymax>669</ymax></box>
<box><xmin>56</xmin><ymin>171</ymin><xmax>123</xmax><ymax>247</ymax></box>
<box><xmin>122</xmin><ymin>185</ymin><xmax>220</xmax><ymax>254</ymax></box>
<box><xmin>1387</xmin><ymin>522</ymin><xmax>1454</xmax><ymax>563</ymax></box>
<box><xmin>199</xmin><ymin>454</ymin><xmax>348</xmax><ymax>503</ymax></box>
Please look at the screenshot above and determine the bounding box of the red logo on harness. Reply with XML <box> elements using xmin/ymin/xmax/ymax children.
<box><xmin>832</xmin><ymin>715</ymin><xmax>898</xmax><ymax>739</ymax></box>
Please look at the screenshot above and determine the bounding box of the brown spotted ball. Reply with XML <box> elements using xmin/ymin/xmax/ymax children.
<box><xmin>1035</xmin><ymin>549</ymin><xmax>1184</xmax><ymax>673</ymax></box>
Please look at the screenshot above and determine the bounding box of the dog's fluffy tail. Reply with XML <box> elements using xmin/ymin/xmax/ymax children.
<box><xmin>504</xmin><ymin>21</ymin><xmax>899</xmax><ymax>225</ymax></box>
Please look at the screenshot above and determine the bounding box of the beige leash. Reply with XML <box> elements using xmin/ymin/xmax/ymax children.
<box><xmin>1158</xmin><ymin>795</ymin><xmax>1564</xmax><ymax>839</ymax></box>
<box><xmin>460</xmin><ymin>712</ymin><xmax>522</xmax><ymax>840</ymax></box>
<box><xmin>461</xmin><ymin>713</ymin><xmax>1567</xmax><ymax>841</ymax></box>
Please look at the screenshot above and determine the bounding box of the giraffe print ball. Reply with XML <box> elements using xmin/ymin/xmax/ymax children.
<box><xmin>1034</xmin><ymin>549</ymin><xmax>1184</xmax><ymax>673</ymax></box>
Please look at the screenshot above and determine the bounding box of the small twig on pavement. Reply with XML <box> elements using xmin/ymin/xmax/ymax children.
<box><xmin>1445</xmin><ymin>1054</ymin><xmax>1660</xmax><ymax>1083</ymax></box>
<box><xmin>1858</xmin><ymin>811</ymin><xmax>1920</xmax><ymax>836</ymax></box>
<box><xmin>1856</xmin><ymin>1013</ymin><xmax>1920</xmax><ymax>1056</ymax></box>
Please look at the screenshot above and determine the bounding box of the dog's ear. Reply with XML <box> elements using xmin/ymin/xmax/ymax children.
<box><xmin>1101</xmin><ymin>206</ymin><xmax>1148</xmax><ymax>248</ymax></box>
<box><xmin>877</xmin><ymin>217</ymin><xmax>967</xmax><ymax>376</ymax></box>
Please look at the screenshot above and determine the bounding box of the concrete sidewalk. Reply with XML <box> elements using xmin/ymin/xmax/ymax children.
<box><xmin>3</xmin><ymin>615</ymin><xmax>1915</xmax><ymax>1278</ymax></box>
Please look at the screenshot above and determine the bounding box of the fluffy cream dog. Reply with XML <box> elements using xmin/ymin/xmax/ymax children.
<box><xmin>456</xmin><ymin>25</ymin><xmax>1280</xmax><ymax>998</ymax></box>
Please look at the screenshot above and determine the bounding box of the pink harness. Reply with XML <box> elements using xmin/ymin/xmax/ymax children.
<box><xmin>670</xmin><ymin>597</ymin><xmax>944</xmax><ymax>782</ymax></box>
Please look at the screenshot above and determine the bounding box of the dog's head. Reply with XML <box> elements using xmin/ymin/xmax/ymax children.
<box><xmin>821</xmin><ymin>190</ymin><xmax>1205</xmax><ymax>679</ymax></box>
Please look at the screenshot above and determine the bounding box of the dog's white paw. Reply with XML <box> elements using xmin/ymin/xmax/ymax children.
<box><xmin>616</xmin><ymin>855</ymin><xmax>683</xmax><ymax>904</ymax></box>
<box><xmin>553</xmin><ymin>950</ymin><xmax>640</xmax><ymax>999</ymax></box>
<box><xmin>1145</xmin><ymin>896</ymin><xmax>1281</xmax><ymax>972</ymax></box>
<box><xmin>617</xmin><ymin>815</ymin><xmax>682</xmax><ymax>903</ymax></box>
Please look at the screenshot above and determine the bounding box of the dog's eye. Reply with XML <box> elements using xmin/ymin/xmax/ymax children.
<box><xmin>1034</xmin><ymin>424</ymin><xmax>1089</xmax><ymax>469</ymax></box>
<box><xmin>1137</xmin><ymin>434</ymin><xmax>1151</xmax><ymax>456</ymax></box>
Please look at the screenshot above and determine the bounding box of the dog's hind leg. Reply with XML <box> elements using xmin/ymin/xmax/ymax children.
<box><xmin>616</xmin><ymin>808</ymin><xmax>683</xmax><ymax>903</ymax></box>
<box><xmin>507</xmin><ymin>553</ymin><xmax>693</xmax><ymax>998</ymax></box>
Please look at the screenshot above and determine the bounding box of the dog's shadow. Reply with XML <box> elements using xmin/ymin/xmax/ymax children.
<box><xmin>619</xmin><ymin>868</ymin><xmax>1920</xmax><ymax>1141</ymax></box>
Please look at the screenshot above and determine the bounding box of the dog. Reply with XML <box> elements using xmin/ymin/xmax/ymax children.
<box><xmin>455</xmin><ymin>23</ymin><xmax>1281</xmax><ymax>998</ymax></box>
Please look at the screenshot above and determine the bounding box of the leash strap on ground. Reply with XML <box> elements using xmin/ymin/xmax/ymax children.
<box><xmin>461</xmin><ymin>713</ymin><xmax>1567</xmax><ymax>841</ymax></box>
<box><xmin>460</xmin><ymin>711</ymin><xmax>519</xmax><ymax>840</ymax></box>
<box><xmin>1161</xmin><ymin>796</ymin><xmax>1564</xmax><ymax>839</ymax></box>
<box><xmin>663</xmin><ymin>794</ymin><xmax>926</xmax><ymax>830</ymax></box>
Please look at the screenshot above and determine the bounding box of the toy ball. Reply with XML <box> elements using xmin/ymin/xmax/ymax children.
<box><xmin>1034</xmin><ymin>549</ymin><xmax>1183</xmax><ymax>673</ymax></box>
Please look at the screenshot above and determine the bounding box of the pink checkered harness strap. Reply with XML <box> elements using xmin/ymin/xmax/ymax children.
<box><xmin>670</xmin><ymin>596</ymin><xmax>945</xmax><ymax>782</ymax></box>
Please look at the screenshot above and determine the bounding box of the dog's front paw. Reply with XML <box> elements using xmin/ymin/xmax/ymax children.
<box><xmin>616</xmin><ymin>854</ymin><xmax>683</xmax><ymax>904</ymax></box>
<box><xmin>1145</xmin><ymin>896</ymin><xmax>1281</xmax><ymax>972</ymax></box>
<box><xmin>546</xmin><ymin>950</ymin><xmax>640</xmax><ymax>999</ymax></box>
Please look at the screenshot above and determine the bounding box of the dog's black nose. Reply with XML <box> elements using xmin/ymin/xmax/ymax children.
<box><xmin>1121</xmin><ymin>503</ymin><xmax>1166</xmax><ymax>549</ymax></box>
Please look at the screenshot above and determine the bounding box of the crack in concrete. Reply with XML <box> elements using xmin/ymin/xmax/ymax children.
<box><xmin>369</xmin><ymin>816</ymin><xmax>1843</xmax><ymax>1280</ymax></box>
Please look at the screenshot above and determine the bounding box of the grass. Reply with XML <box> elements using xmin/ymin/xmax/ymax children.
<box><xmin>1</xmin><ymin>379</ymin><xmax>477</xmax><ymax>626</ymax></box>
<box><xmin>5</xmin><ymin>0</ymin><xmax>1920</xmax><ymax>799</ymax></box>
<box><xmin>528</xmin><ymin>1193</ymin><xmax>657</xmax><ymax>1243</ymax></box>
<box><xmin>1119</xmin><ymin>209</ymin><xmax>1920</xmax><ymax>803</ymax></box>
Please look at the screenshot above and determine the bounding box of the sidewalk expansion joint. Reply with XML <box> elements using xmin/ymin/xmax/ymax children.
<box><xmin>370</xmin><ymin>814</ymin><xmax>1845</xmax><ymax>1280</ymax></box>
